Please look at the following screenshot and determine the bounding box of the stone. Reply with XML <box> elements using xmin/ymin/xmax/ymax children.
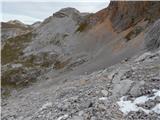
<box><xmin>101</xmin><ymin>90</ymin><xmax>108</xmax><ymax>96</ymax></box>
<box><xmin>130</xmin><ymin>81</ymin><xmax>145</xmax><ymax>97</ymax></box>
<box><xmin>90</xmin><ymin>116</ymin><xmax>97</xmax><ymax>120</ymax></box>
<box><xmin>70</xmin><ymin>116</ymin><xmax>83</xmax><ymax>120</ymax></box>
<box><xmin>78</xmin><ymin>111</ymin><xmax>84</xmax><ymax>116</ymax></box>
<box><xmin>112</xmin><ymin>79</ymin><xmax>133</xmax><ymax>96</ymax></box>
<box><xmin>145</xmin><ymin>19</ymin><xmax>160</xmax><ymax>51</ymax></box>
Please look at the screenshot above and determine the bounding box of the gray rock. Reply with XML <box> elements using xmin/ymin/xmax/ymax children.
<box><xmin>112</xmin><ymin>79</ymin><xmax>133</xmax><ymax>96</ymax></box>
<box><xmin>145</xmin><ymin>19</ymin><xmax>160</xmax><ymax>51</ymax></box>
<box><xmin>70</xmin><ymin>116</ymin><xmax>83</xmax><ymax>120</ymax></box>
<box><xmin>130</xmin><ymin>81</ymin><xmax>145</xmax><ymax>97</ymax></box>
<box><xmin>101</xmin><ymin>90</ymin><xmax>108</xmax><ymax>96</ymax></box>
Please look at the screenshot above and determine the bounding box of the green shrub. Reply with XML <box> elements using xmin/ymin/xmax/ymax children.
<box><xmin>2</xmin><ymin>32</ymin><xmax>33</xmax><ymax>65</ymax></box>
<box><xmin>76</xmin><ymin>22</ymin><xmax>88</xmax><ymax>32</ymax></box>
<box><xmin>125</xmin><ymin>26</ymin><xmax>143</xmax><ymax>42</ymax></box>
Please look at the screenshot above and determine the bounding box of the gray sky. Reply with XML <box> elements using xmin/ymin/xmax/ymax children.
<box><xmin>1</xmin><ymin>0</ymin><xmax>110</xmax><ymax>24</ymax></box>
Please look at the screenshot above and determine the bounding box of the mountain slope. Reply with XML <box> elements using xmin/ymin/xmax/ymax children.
<box><xmin>1</xmin><ymin>1</ymin><xmax>160</xmax><ymax>120</ymax></box>
<box><xmin>1</xmin><ymin>20</ymin><xmax>32</xmax><ymax>41</ymax></box>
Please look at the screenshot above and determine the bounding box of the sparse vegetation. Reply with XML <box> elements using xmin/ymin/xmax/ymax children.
<box><xmin>1</xmin><ymin>64</ymin><xmax>41</xmax><ymax>96</ymax></box>
<box><xmin>2</xmin><ymin>68</ymin><xmax>24</xmax><ymax>87</ymax></box>
<box><xmin>125</xmin><ymin>26</ymin><xmax>143</xmax><ymax>41</ymax></box>
<box><xmin>22</xmin><ymin>55</ymin><xmax>37</xmax><ymax>67</ymax></box>
<box><xmin>53</xmin><ymin>59</ymin><xmax>70</xmax><ymax>70</ymax></box>
<box><xmin>1</xmin><ymin>22</ymin><xmax>32</xmax><ymax>30</ymax></box>
<box><xmin>76</xmin><ymin>22</ymin><xmax>88</xmax><ymax>32</ymax></box>
<box><xmin>63</xmin><ymin>34</ymin><xmax>69</xmax><ymax>38</ymax></box>
<box><xmin>1</xmin><ymin>32</ymin><xmax>33</xmax><ymax>65</ymax></box>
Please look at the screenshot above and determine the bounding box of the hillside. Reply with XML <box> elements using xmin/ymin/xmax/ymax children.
<box><xmin>1</xmin><ymin>1</ymin><xmax>160</xmax><ymax>120</ymax></box>
<box><xmin>1</xmin><ymin>20</ymin><xmax>33</xmax><ymax>41</ymax></box>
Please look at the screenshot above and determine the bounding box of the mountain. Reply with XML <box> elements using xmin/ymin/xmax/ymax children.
<box><xmin>2</xmin><ymin>1</ymin><xmax>160</xmax><ymax>120</ymax></box>
<box><xmin>31</xmin><ymin>21</ymin><xmax>41</xmax><ymax>28</ymax></box>
<box><xmin>1</xmin><ymin>20</ymin><xmax>32</xmax><ymax>42</ymax></box>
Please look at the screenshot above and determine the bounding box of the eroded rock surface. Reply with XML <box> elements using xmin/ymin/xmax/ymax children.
<box><xmin>2</xmin><ymin>49</ymin><xmax>160</xmax><ymax>120</ymax></box>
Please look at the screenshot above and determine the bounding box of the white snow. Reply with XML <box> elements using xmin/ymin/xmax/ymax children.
<box><xmin>153</xmin><ymin>89</ymin><xmax>160</xmax><ymax>96</ymax></box>
<box><xmin>57</xmin><ymin>114</ymin><xmax>68</xmax><ymax>120</ymax></box>
<box><xmin>152</xmin><ymin>104</ymin><xmax>160</xmax><ymax>114</ymax></box>
<box><xmin>117</xmin><ymin>89</ymin><xmax>160</xmax><ymax>115</ymax></box>
<box><xmin>117</xmin><ymin>98</ymin><xmax>138</xmax><ymax>115</ymax></box>
<box><xmin>134</xmin><ymin>95</ymin><xmax>150</xmax><ymax>104</ymax></box>
<box><xmin>99</xmin><ymin>97</ymin><xmax>108</xmax><ymax>101</ymax></box>
<box><xmin>117</xmin><ymin>97</ymin><xmax>139</xmax><ymax>115</ymax></box>
<box><xmin>40</xmin><ymin>102</ymin><xmax>52</xmax><ymax>111</ymax></box>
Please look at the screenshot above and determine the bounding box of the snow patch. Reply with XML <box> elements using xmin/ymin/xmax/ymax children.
<box><xmin>134</xmin><ymin>95</ymin><xmax>151</xmax><ymax>104</ymax></box>
<box><xmin>99</xmin><ymin>97</ymin><xmax>108</xmax><ymax>101</ymax></box>
<box><xmin>40</xmin><ymin>102</ymin><xmax>52</xmax><ymax>111</ymax></box>
<box><xmin>152</xmin><ymin>104</ymin><xmax>160</xmax><ymax>114</ymax></box>
<box><xmin>153</xmin><ymin>89</ymin><xmax>160</xmax><ymax>96</ymax></box>
<box><xmin>57</xmin><ymin>114</ymin><xmax>68</xmax><ymax>120</ymax></box>
<box><xmin>117</xmin><ymin>89</ymin><xmax>160</xmax><ymax>115</ymax></box>
<box><xmin>117</xmin><ymin>97</ymin><xmax>139</xmax><ymax>115</ymax></box>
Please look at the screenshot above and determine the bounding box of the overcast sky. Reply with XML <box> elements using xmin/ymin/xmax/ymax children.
<box><xmin>1</xmin><ymin>0</ymin><xmax>110</xmax><ymax>24</ymax></box>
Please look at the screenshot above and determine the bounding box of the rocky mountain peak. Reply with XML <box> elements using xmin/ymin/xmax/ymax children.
<box><xmin>53</xmin><ymin>7</ymin><xmax>80</xmax><ymax>18</ymax></box>
<box><xmin>7</xmin><ymin>20</ymin><xmax>29</xmax><ymax>28</ymax></box>
<box><xmin>8</xmin><ymin>20</ymin><xmax>24</xmax><ymax>24</ymax></box>
<box><xmin>57</xmin><ymin>7</ymin><xmax>80</xmax><ymax>14</ymax></box>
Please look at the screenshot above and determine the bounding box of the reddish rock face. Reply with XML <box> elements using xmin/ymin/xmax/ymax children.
<box><xmin>108</xmin><ymin>1</ymin><xmax>160</xmax><ymax>32</ymax></box>
<box><xmin>86</xmin><ymin>1</ymin><xmax>160</xmax><ymax>32</ymax></box>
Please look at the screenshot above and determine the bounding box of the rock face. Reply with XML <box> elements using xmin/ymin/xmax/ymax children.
<box><xmin>107</xmin><ymin>1</ymin><xmax>159</xmax><ymax>31</ymax></box>
<box><xmin>145</xmin><ymin>19</ymin><xmax>160</xmax><ymax>50</ymax></box>
<box><xmin>1</xmin><ymin>1</ymin><xmax>160</xmax><ymax>120</ymax></box>
<box><xmin>86</xmin><ymin>1</ymin><xmax>160</xmax><ymax>32</ymax></box>
<box><xmin>31</xmin><ymin>21</ymin><xmax>41</xmax><ymax>28</ymax></box>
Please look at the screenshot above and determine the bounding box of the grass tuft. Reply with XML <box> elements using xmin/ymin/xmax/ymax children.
<box><xmin>2</xmin><ymin>32</ymin><xmax>33</xmax><ymax>65</ymax></box>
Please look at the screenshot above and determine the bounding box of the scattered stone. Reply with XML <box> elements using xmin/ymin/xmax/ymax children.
<box><xmin>40</xmin><ymin>102</ymin><xmax>52</xmax><ymax>111</ymax></box>
<box><xmin>130</xmin><ymin>81</ymin><xmax>145</xmax><ymax>97</ymax></box>
<box><xmin>70</xmin><ymin>116</ymin><xmax>83</xmax><ymax>120</ymax></box>
<box><xmin>101</xmin><ymin>90</ymin><xmax>108</xmax><ymax>96</ymax></box>
<box><xmin>112</xmin><ymin>79</ymin><xmax>133</xmax><ymax>96</ymax></box>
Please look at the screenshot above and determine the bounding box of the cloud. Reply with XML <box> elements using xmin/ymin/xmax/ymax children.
<box><xmin>2</xmin><ymin>13</ymin><xmax>41</xmax><ymax>24</ymax></box>
<box><xmin>1</xmin><ymin>0</ymin><xmax>108</xmax><ymax>2</ymax></box>
<box><xmin>1</xmin><ymin>1</ymin><xmax>109</xmax><ymax>24</ymax></box>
